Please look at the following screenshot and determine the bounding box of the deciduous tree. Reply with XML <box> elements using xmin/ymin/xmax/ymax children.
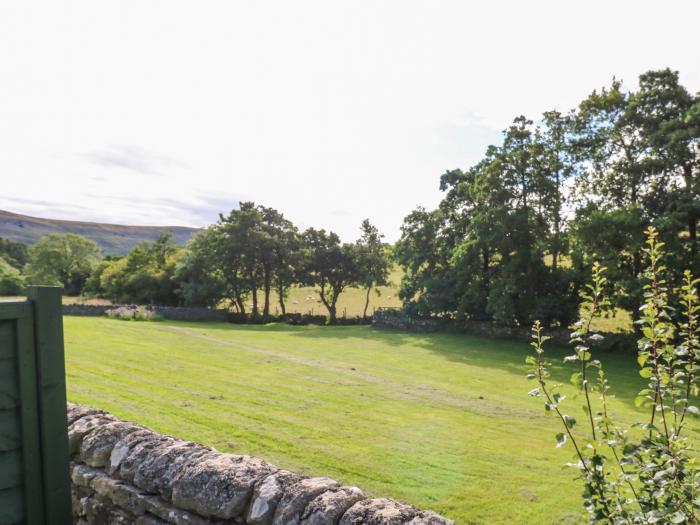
<box><xmin>25</xmin><ymin>233</ymin><xmax>100</xmax><ymax>294</ymax></box>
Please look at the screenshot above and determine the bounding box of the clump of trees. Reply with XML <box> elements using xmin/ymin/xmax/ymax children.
<box><xmin>86</xmin><ymin>234</ymin><xmax>183</xmax><ymax>305</ymax></box>
<box><xmin>397</xmin><ymin>68</ymin><xmax>699</xmax><ymax>328</ymax></box>
<box><xmin>176</xmin><ymin>202</ymin><xmax>391</xmax><ymax>323</ymax></box>
<box><xmin>0</xmin><ymin>237</ymin><xmax>28</xmax><ymax>270</ymax></box>
<box><xmin>0</xmin><ymin>237</ymin><xmax>29</xmax><ymax>294</ymax></box>
<box><xmin>0</xmin><ymin>204</ymin><xmax>392</xmax><ymax>324</ymax></box>
<box><xmin>0</xmin><ymin>257</ymin><xmax>23</xmax><ymax>295</ymax></box>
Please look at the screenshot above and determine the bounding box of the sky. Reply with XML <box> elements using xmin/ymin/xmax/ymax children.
<box><xmin>1</xmin><ymin>1</ymin><xmax>699</xmax><ymax>242</ymax></box>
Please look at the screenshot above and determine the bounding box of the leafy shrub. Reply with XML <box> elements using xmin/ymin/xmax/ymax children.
<box><xmin>528</xmin><ymin>227</ymin><xmax>700</xmax><ymax>523</ymax></box>
<box><xmin>105</xmin><ymin>305</ymin><xmax>162</xmax><ymax>321</ymax></box>
<box><xmin>0</xmin><ymin>257</ymin><xmax>24</xmax><ymax>295</ymax></box>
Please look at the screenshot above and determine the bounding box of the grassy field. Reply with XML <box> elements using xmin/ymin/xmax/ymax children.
<box><xmin>62</xmin><ymin>317</ymin><xmax>676</xmax><ymax>524</ymax></box>
<box><xmin>590</xmin><ymin>308</ymin><xmax>633</xmax><ymax>333</ymax></box>
<box><xmin>264</xmin><ymin>267</ymin><xmax>404</xmax><ymax>317</ymax></box>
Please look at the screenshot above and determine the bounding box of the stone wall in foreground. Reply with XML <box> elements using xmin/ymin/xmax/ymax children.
<box><xmin>68</xmin><ymin>403</ymin><xmax>454</xmax><ymax>525</ymax></box>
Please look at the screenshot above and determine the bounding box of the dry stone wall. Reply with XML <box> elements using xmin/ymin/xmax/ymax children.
<box><xmin>61</xmin><ymin>304</ymin><xmax>234</xmax><ymax>322</ymax></box>
<box><xmin>373</xmin><ymin>308</ymin><xmax>636</xmax><ymax>351</ymax></box>
<box><xmin>68</xmin><ymin>403</ymin><xmax>454</xmax><ymax>525</ymax></box>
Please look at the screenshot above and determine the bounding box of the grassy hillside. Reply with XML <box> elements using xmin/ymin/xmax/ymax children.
<box><xmin>0</xmin><ymin>209</ymin><xmax>197</xmax><ymax>255</ymax></box>
<box><xmin>64</xmin><ymin>318</ymin><xmax>669</xmax><ymax>523</ymax></box>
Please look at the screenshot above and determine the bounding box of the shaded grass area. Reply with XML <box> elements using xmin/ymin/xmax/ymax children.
<box><xmin>63</xmin><ymin>318</ymin><xmax>696</xmax><ymax>524</ymax></box>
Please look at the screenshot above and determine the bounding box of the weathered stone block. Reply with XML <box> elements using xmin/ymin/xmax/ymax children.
<box><xmin>300</xmin><ymin>486</ymin><xmax>364</xmax><ymax>525</ymax></box>
<box><xmin>118</xmin><ymin>435</ymin><xmax>177</xmax><ymax>484</ymax></box>
<box><xmin>339</xmin><ymin>498</ymin><xmax>418</xmax><ymax>525</ymax></box>
<box><xmin>72</xmin><ymin>463</ymin><xmax>100</xmax><ymax>488</ymax></box>
<box><xmin>108</xmin><ymin>429</ymin><xmax>162</xmax><ymax>477</ymax></box>
<box><xmin>133</xmin><ymin>441</ymin><xmax>212</xmax><ymax>498</ymax></box>
<box><xmin>81</xmin><ymin>421</ymin><xmax>145</xmax><ymax>468</ymax></box>
<box><xmin>136</xmin><ymin>514</ymin><xmax>170</xmax><ymax>525</ymax></box>
<box><xmin>109</xmin><ymin>507</ymin><xmax>138</xmax><ymax>525</ymax></box>
<box><xmin>69</xmin><ymin>413</ymin><xmax>118</xmax><ymax>455</ymax></box>
<box><xmin>92</xmin><ymin>475</ymin><xmax>150</xmax><ymax>516</ymax></box>
<box><xmin>67</xmin><ymin>402</ymin><xmax>106</xmax><ymax>425</ymax></box>
<box><xmin>247</xmin><ymin>470</ymin><xmax>305</xmax><ymax>525</ymax></box>
<box><xmin>272</xmin><ymin>477</ymin><xmax>340</xmax><ymax>525</ymax></box>
<box><xmin>142</xmin><ymin>495</ymin><xmax>214</xmax><ymax>525</ymax></box>
<box><xmin>171</xmin><ymin>453</ymin><xmax>278</xmax><ymax>520</ymax></box>
<box><xmin>84</xmin><ymin>493</ymin><xmax>115</xmax><ymax>525</ymax></box>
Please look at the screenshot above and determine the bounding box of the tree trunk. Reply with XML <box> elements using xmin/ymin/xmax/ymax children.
<box><xmin>263</xmin><ymin>278</ymin><xmax>271</xmax><ymax>317</ymax></box>
<box><xmin>277</xmin><ymin>284</ymin><xmax>287</xmax><ymax>316</ymax></box>
<box><xmin>318</xmin><ymin>280</ymin><xmax>333</xmax><ymax>322</ymax></box>
<box><xmin>235</xmin><ymin>292</ymin><xmax>246</xmax><ymax>314</ymax></box>
<box><xmin>363</xmin><ymin>286</ymin><xmax>371</xmax><ymax>319</ymax></box>
<box><xmin>552</xmin><ymin>170</ymin><xmax>561</xmax><ymax>272</ymax></box>
<box><xmin>251</xmin><ymin>286</ymin><xmax>258</xmax><ymax>317</ymax></box>
<box><xmin>328</xmin><ymin>286</ymin><xmax>343</xmax><ymax>324</ymax></box>
<box><xmin>482</xmin><ymin>247</ymin><xmax>490</xmax><ymax>287</ymax></box>
<box><xmin>328</xmin><ymin>299</ymin><xmax>337</xmax><ymax>324</ymax></box>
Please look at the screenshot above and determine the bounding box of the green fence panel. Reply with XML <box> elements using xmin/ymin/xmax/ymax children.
<box><xmin>0</xmin><ymin>286</ymin><xmax>71</xmax><ymax>525</ymax></box>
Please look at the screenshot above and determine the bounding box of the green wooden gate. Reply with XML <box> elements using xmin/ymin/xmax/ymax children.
<box><xmin>0</xmin><ymin>287</ymin><xmax>72</xmax><ymax>525</ymax></box>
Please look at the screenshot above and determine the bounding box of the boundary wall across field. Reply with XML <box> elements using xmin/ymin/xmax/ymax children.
<box><xmin>372</xmin><ymin>308</ymin><xmax>635</xmax><ymax>351</ymax></box>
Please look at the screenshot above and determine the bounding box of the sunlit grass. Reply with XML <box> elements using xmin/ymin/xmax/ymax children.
<box><xmin>254</xmin><ymin>266</ymin><xmax>404</xmax><ymax>317</ymax></box>
<box><xmin>590</xmin><ymin>308</ymin><xmax>633</xmax><ymax>333</ymax></box>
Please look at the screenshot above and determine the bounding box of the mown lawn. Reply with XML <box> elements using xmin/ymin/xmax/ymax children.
<box><xmin>63</xmin><ymin>317</ymin><xmax>690</xmax><ymax>524</ymax></box>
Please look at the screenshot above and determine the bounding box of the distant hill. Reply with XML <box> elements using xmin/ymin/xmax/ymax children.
<box><xmin>0</xmin><ymin>209</ymin><xmax>199</xmax><ymax>255</ymax></box>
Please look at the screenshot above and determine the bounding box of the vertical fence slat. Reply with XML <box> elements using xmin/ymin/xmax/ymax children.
<box><xmin>16</xmin><ymin>315</ymin><xmax>46</xmax><ymax>525</ymax></box>
<box><xmin>27</xmin><ymin>286</ymin><xmax>72</xmax><ymax>525</ymax></box>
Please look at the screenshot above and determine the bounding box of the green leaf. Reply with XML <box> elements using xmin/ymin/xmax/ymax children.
<box><xmin>570</xmin><ymin>372</ymin><xmax>582</xmax><ymax>388</ymax></box>
<box><xmin>555</xmin><ymin>432</ymin><xmax>566</xmax><ymax>448</ymax></box>
<box><xmin>669</xmin><ymin>512</ymin><xmax>686</xmax><ymax>524</ymax></box>
<box><xmin>637</xmin><ymin>354</ymin><xmax>648</xmax><ymax>367</ymax></box>
<box><xmin>639</xmin><ymin>367</ymin><xmax>653</xmax><ymax>379</ymax></box>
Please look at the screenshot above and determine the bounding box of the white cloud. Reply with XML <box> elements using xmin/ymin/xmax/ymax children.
<box><xmin>0</xmin><ymin>0</ymin><xmax>698</xmax><ymax>241</ymax></box>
